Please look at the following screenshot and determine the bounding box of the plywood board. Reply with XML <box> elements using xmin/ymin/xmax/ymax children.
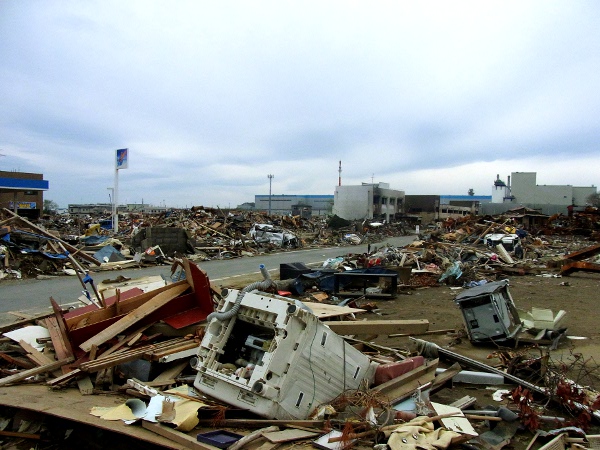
<box><xmin>302</xmin><ymin>302</ymin><xmax>365</xmax><ymax>319</ymax></box>
<box><xmin>0</xmin><ymin>384</ymin><xmax>187</xmax><ymax>448</ymax></box>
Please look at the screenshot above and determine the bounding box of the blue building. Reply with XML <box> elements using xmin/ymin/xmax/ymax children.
<box><xmin>0</xmin><ymin>171</ymin><xmax>49</xmax><ymax>219</ymax></box>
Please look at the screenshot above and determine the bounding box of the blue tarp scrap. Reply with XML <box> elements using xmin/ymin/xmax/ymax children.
<box><xmin>80</xmin><ymin>235</ymin><xmax>109</xmax><ymax>245</ymax></box>
<box><xmin>93</xmin><ymin>245</ymin><xmax>126</xmax><ymax>263</ymax></box>
<box><xmin>18</xmin><ymin>248</ymin><xmax>67</xmax><ymax>259</ymax></box>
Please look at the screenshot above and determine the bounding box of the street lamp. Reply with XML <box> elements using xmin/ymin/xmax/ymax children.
<box><xmin>267</xmin><ymin>174</ymin><xmax>274</xmax><ymax>215</ymax></box>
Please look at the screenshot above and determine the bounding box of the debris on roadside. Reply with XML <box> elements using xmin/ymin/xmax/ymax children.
<box><xmin>1</xmin><ymin>206</ymin><xmax>600</xmax><ymax>449</ymax></box>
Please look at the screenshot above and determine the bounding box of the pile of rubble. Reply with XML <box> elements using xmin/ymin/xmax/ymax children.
<box><xmin>1</xmin><ymin>206</ymin><xmax>600</xmax><ymax>448</ymax></box>
<box><xmin>0</xmin><ymin>239</ymin><xmax>599</xmax><ymax>450</ymax></box>
<box><xmin>1</xmin><ymin>208</ymin><xmax>410</xmax><ymax>280</ymax></box>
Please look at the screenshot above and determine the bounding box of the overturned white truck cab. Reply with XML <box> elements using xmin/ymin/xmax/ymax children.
<box><xmin>193</xmin><ymin>265</ymin><xmax>378</xmax><ymax>419</ymax></box>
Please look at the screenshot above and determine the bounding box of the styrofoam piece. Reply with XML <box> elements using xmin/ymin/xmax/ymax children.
<box><xmin>519</xmin><ymin>307</ymin><xmax>567</xmax><ymax>331</ymax></box>
<box><xmin>193</xmin><ymin>289</ymin><xmax>378</xmax><ymax>419</ymax></box>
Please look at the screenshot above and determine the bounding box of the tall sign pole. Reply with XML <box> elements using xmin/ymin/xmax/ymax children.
<box><xmin>114</xmin><ymin>148</ymin><xmax>128</xmax><ymax>233</ymax></box>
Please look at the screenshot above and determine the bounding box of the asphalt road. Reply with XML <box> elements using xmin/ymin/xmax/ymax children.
<box><xmin>0</xmin><ymin>235</ymin><xmax>416</xmax><ymax>314</ymax></box>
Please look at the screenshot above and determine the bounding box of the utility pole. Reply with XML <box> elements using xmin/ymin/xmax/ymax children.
<box><xmin>267</xmin><ymin>174</ymin><xmax>274</xmax><ymax>215</ymax></box>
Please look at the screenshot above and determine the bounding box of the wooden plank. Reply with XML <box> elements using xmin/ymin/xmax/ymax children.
<box><xmin>49</xmin><ymin>298</ymin><xmax>75</xmax><ymax>358</ymax></box>
<box><xmin>146</xmin><ymin>341</ymin><xmax>198</xmax><ymax>361</ymax></box>
<box><xmin>0</xmin><ymin>357</ymin><xmax>74</xmax><ymax>387</ymax></box>
<box><xmin>254</xmin><ymin>442</ymin><xmax>281</xmax><ymax>450</ymax></box>
<box><xmin>322</xmin><ymin>319</ymin><xmax>429</xmax><ymax>335</ymax></box>
<box><xmin>65</xmin><ymin>280</ymin><xmax>188</xmax><ymax>329</ymax></box>
<box><xmin>6</xmin><ymin>311</ymin><xmax>35</xmax><ymax>319</ymax></box>
<box><xmin>152</xmin><ymin>361</ymin><xmax>188</xmax><ymax>382</ymax></box>
<box><xmin>431</xmin><ymin>362</ymin><xmax>461</xmax><ymax>391</ymax></box>
<box><xmin>449</xmin><ymin>395</ymin><xmax>477</xmax><ymax>410</ymax></box>
<box><xmin>389</xmin><ymin>328</ymin><xmax>455</xmax><ymax>338</ymax></box>
<box><xmin>43</xmin><ymin>317</ymin><xmax>72</xmax><ymax>361</ymax></box>
<box><xmin>141</xmin><ymin>421</ymin><xmax>215</xmax><ymax>450</ymax></box>
<box><xmin>229</xmin><ymin>426</ymin><xmax>279</xmax><ymax>450</ymax></box>
<box><xmin>19</xmin><ymin>339</ymin><xmax>54</xmax><ymax>366</ymax></box>
<box><xmin>372</xmin><ymin>358</ymin><xmax>438</xmax><ymax>402</ymax></box>
<box><xmin>79</xmin><ymin>282</ymin><xmax>189</xmax><ymax>352</ymax></box>
<box><xmin>79</xmin><ymin>338</ymin><xmax>192</xmax><ymax>373</ymax></box>
<box><xmin>98</xmin><ymin>323</ymin><xmax>154</xmax><ymax>359</ymax></box>
<box><xmin>0</xmin><ymin>430</ymin><xmax>41</xmax><ymax>440</ymax></box>
<box><xmin>0</xmin><ymin>352</ymin><xmax>35</xmax><ymax>369</ymax></box>
<box><xmin>47</xmin><ymin>368</ymin><xmax>83</xmax><ymax>387</ymax></box>
<box><xmin>18</xmin><ymin>339</ymin><xmax>62</xmax><ymax>377</ymax></box>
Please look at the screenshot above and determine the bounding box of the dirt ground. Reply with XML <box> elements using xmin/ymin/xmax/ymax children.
<box><xmin>360</xmin><ymin>270</ymin><xmax>600</xmax><ymax>449</ymax></box>
<box><xmin>221</xmin><ymin>267</ymin><xmax>600</xmax><ymax>449</ymax></box>
<box><xmin>2</xmin><ymin>261</ymin><xmax>598</xmax><ymax>449</ymax></box>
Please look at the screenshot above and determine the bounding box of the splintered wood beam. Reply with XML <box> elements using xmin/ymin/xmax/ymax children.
<box><xmin>49</xmin><ymin>298</ymin><xmax>75</xmax><ymax>358</ymax></box>
<box><xmin>43</xmin><ymin>316</ymin><xmax>73</xmax><ymax>361</ymax></box>
<box><xmin>0</xmin><ymin>357</ymin><xmax>74</xmax><ymax>387</ymax></box>
<box><xmin>79</xmin><ymin>282</ymin><xmax>190</xmax><ymax>353</ymax></box>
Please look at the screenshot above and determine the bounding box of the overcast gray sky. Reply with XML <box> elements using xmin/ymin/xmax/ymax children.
<box><xmin>1</xmin><ymin>1</ymin><xmax>599</xmax><ymax>208</ymax></box>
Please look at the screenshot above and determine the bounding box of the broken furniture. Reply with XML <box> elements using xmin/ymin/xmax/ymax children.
<box><xmin>53</xmin><ymin>260</ymin><xmax>213</xmax><ymax>358</ymax></box>
<box><xmin>333</xmin><ymin>269</ymin><xmax>399</xmax><ymax>298</ymax></box>
<box><xmin>279</xmin><ymin>262</ymin><xmax>312</xmax><ymax>280</ymax></box>
<box><xmin>454</xmin><ymin>279</ymin><xmax>522</xmax><ymax>344</ymax></box>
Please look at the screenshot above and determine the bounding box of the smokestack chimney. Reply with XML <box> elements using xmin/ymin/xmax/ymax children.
<box><xmin>338</xmin><ymin>160</ymin><xmax>342</xmax><ymax>186</ymax></box>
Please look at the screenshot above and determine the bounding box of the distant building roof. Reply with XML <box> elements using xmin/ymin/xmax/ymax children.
<box><xmin>255</xmin><ymin>194</ymin><xmax>334</xmax><ymax>199</ymax></box>
<box><xmin>441</xmin><ymin>195</ymin><xmax>492</xmax><ymax>202</ymax></box>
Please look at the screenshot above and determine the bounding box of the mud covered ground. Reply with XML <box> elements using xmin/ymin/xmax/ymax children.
<box><xmin>368</xmin><ymin>271</ymin><xmax>600</xmax><ymax>449</ymax></box>
<box><xmin>223</xmin><ymin>268</ymin><xmax>600</xmax><ymax>449</ymax></box>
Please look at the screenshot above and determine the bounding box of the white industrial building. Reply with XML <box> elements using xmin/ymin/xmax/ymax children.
<box><xmin>484</xmin><ymin>172</ymin><xmax>597</xmax><ymax>215</ymax></box>
<box><xmin>333</xmin><ymin>182</ymin><xmax>405</xmax><ymax>221</ymax></box>
<box><xmin>254</xmin><ymin>194</ymin><xmax>334</xmax><ymax>217</ymax></box>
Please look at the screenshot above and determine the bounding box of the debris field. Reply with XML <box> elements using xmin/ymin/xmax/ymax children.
<box><xmin>0</xmin><ymin>207</ymin><xmax>599</xmax><ymax>449</ymax></box>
